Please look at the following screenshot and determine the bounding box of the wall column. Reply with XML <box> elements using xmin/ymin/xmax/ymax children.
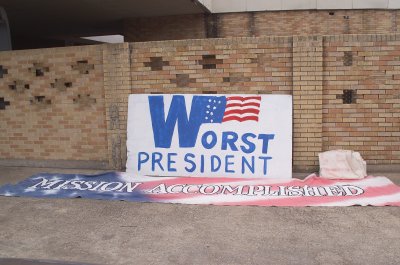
<box><xmin>103</xmin><ymin>43</ymin><xmax>131</xmax><ymax>170</ymax></box>
<box><xmin>292</xmin><ymin>36</ymin><xmax>323</xmax><ymax>171</ymax></box>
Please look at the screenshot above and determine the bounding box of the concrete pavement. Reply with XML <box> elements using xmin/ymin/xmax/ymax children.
<box><xmin>0</xmin><ymin>166</ymin><xmax>399</xmax><ymax>265</ymax></box>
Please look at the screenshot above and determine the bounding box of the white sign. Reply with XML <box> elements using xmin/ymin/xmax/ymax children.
<box><xmin>126</xmin><ymin>94</ymin><xmax>292</xmax><ymax>179</ymax></box>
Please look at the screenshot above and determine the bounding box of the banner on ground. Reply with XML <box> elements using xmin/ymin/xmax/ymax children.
<box><xmin>1</xmin><ymin>173</ymin><xmax>399</xmax><ymax>206</ymax></box>
<box><xmin>126</xmin><ymin>94</ymin><xmax>292</xmax><ymax>179</ymax></box>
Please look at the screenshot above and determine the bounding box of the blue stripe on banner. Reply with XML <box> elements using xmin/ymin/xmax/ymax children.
<box><xmin>0</xmin><ymin>172</ymin><xmax>151</xmax><ymax>202</ymax></box>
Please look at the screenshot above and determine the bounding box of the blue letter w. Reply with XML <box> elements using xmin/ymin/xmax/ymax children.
<box><xmin>148</xmin><ymin>95</ymin><xmax>226</xmax><ymax>148</ymax></box>
<box><xmin>149</xmin><ymin>95</ymin><xmax>202</xmax><ymax>148</ymax></box>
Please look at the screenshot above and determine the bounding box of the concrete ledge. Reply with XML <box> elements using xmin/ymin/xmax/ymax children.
<box><xmin>0</xmin><ymin>159</ymin><xmax>110</xmax><ymax>170</ymax></box>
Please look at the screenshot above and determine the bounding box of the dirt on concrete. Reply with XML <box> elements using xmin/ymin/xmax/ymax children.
<box><xmin>0</xmin><ymin>166</ymin><xmax>399</xmax><ymax>265</ymax></box>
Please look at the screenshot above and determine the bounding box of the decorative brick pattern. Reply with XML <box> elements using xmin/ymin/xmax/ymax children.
<box><xmin>29</xmin><ymin>63</ymin><xmax>50</xmax><ymax>77</ymax></box>
<box><xmin>71</xmin><ymin>60</ymin><xmax>94</xmax><ymax>74</ymax></box>
<box><xmin>73</xmin><ymin>94</ymin><xmax>96</xmax><ymax>105</ymax></box>
<box><xmin>0</xmin><ymin>33</ymin><xmax>399</xmax><ymax>171</ymax></box>
<box><xmin>0</xmin><ymin>97</ymin><xmax>10</xmax><ymax>110</ymax></box>
<box><xmin>0</xmin><ymin>46</ymin><xmax>107</xmax><ymax>162</ymax></box>
<box><xmin>337</xmin><ymin>90</ymin><xmax>357</xmax><ymax>104</ymax></box>
<box><xmin>9</xmin><ymin>80</ymin><xmax>30</xmax><ymax>93</ymax></box>
<box><xmin>0</xmin><ymin>65</ymin><xmax>8</xmax><ymax>78</ymax></box>
<box><xmin>130</xmin><ymin>37</ymin><xmax>292</xmax><ymax>95</ymax></box>
<box><xmin>30</xmin><ymin>95</ymin><xmax>51</xmax><ymax>106</ymax></box>
<box><xmin>198</xmin><ymin>54</ymin><xmax>223</xmax><ymax>69</ymax></box>
<box><xmin>323</xmin><ymin>34</ymin><xmax>400</xmax><ymax>165</ymax></box>
<box><xmin>223</xmin><ymin>73</ymin><xmax>251</xmax><ymax>84</ymax></box>
<box><xmin>171</xmin><ymin>74</ymin><xmax>196</xmax><ymax>87</ymax></box>
<box><xmin>51</xmin><ymin>78</ymin><xmax>72</xmax><ymax>91</ymax></box>
<box><xmin>144</xmin><ymin>57</ymin><xmax>169</xmax><ymax>71</ymax></box>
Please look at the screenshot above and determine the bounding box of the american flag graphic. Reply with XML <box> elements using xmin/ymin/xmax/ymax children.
<box><xmin>223</xmin><ymin>96</ymin><xmax>261</xmax><ymax>122</ymax></box>
<box><xmin>202</xmin><ymin>96</ymin><xmax>262</xmax><ymax>123</ymax></box>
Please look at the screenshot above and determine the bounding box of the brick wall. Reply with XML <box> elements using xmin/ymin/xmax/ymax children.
<box><xmin>0</xmin><ymin>45</ymin><xmax>107</xmax><ymax>164</ymax></box>
<box><xmin>323</xmin><ymin>34</ymin><xmax>400</xmax><ymax>165</ymax></box>
<box><xmin>124</xmin><ymin>14</ymin><xmax>206</xmax><ymax>42</ymax></box>
<box><xmin>1</xmin><ymin>33</ymin><xmax>399</xmax><ymax>171</ymax></box>
<box><xmin>103</xmin><ymin>43</ymin><xmax>131</xmax><ymax>170</ymax></box>
<box><xmin>293</xmin><ymin>36</ymin><xmax>323</xmax><ymax>171</ymax></box>
<box><xmin>124</xmin><ymin>10</ymin><xmax>400</xmax><ymax>42</ymax></box>
<box><xmin>218</xmin><ymin>13</ymin><xmax>253</xmax><ymax>38</ymax></box>
<box><xmin>129</xmin><ymin>35</ymin><xmax>397</xmax><ymax>171</ymax></box>
<box><xmin>253</xmin><ymin>10</ymin><xmax>399</xmax><ymax>37</ymax></box>
<box><xmin>130</xmin><ymin>37</ymin><xmax>292</xmax><ymax>95</ymax></box>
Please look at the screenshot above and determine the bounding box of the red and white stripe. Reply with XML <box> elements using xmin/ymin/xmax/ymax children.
<box><xmin>119</xmin><ymin>173</ymin><xmax>400</xmax><ymax>207</ymax></box>
<box><xmin>222</xmin><ymin>96</ymin><xmax>261</xmax><ymax>122</ymax></box>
